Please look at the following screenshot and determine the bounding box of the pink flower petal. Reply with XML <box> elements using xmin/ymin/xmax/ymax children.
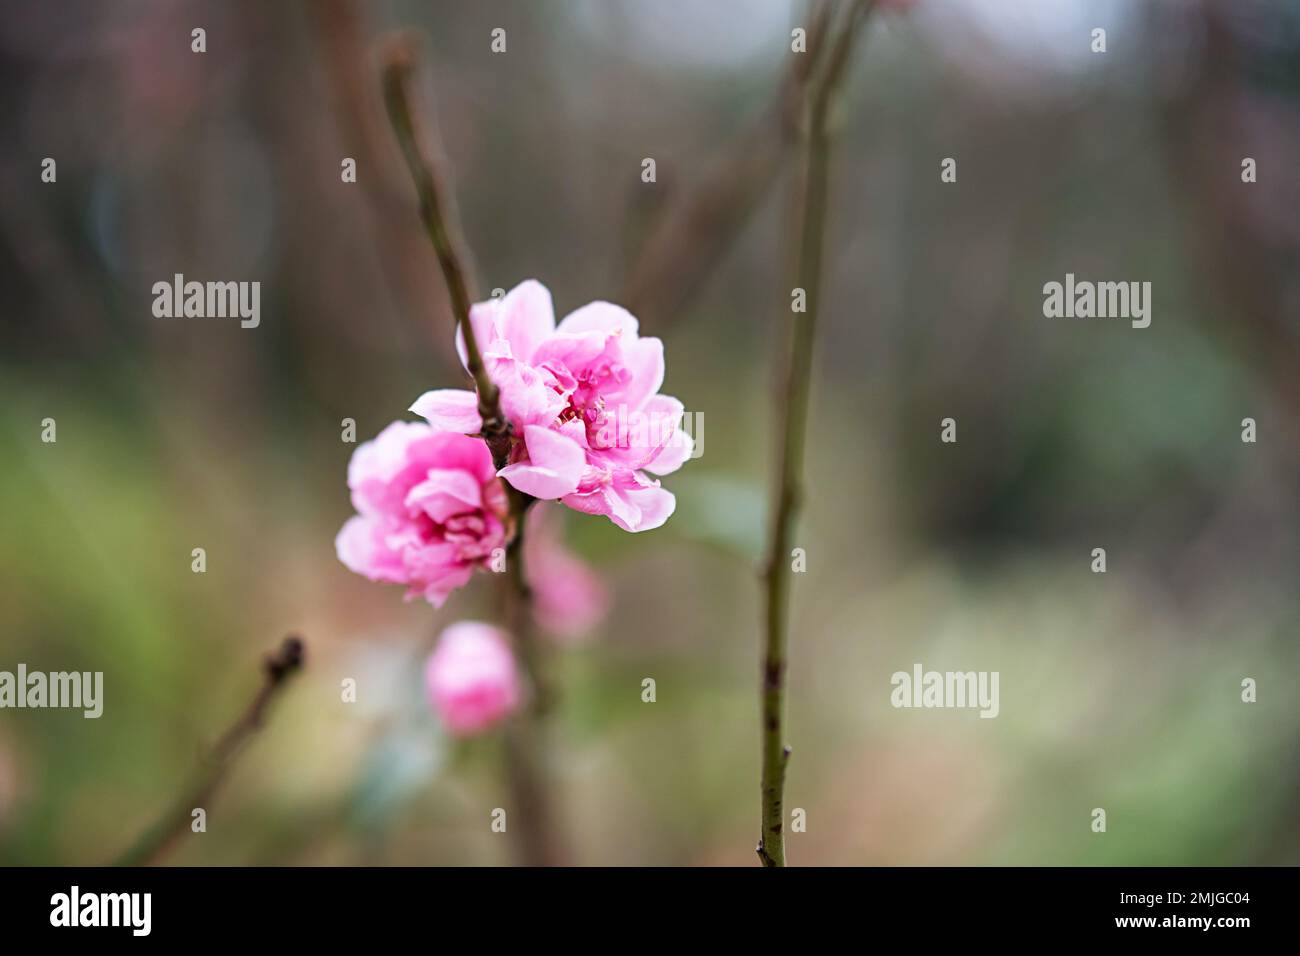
<box><xmin>404</xmin><ymin>467</ymin><xmax>483</xmax><ymax>523</ymax></box>
<box><xmin>616</xmin><ymin>485</ymin><xmax>675</xmax><ymax>532</ymax></box>
<box><xmin>498</xmin><ymin>426</ymin><xmax>586</xmax><ymax>499</ymax></box>
<box><xmin>645</xmin><ymin>431</ymin><xmax>694</xmax><ymax>475</ymax></box>
<box><xmin>417</xmin><ymin>562</ymin><xmax>476</xmax><ymax>609</ymax></box>
<box><xmin>494</xmin><ymin>280</ymin><xmax>556</xmax><ymax>365</ymax></box>
<box><xmin>609</xmin><ymin>336</ymin><xmax>664</xmax><ymax>410</ymax></box>
<box><xmin>409</xmin><ymin>389</ymin><xmax>482</xmax><ymax>434</ymax></box>
<box><xmin>556</xmin><ymin>300</ymin><xmax>638</xmax><ymax>337</ymax></box>
<box><xmin>411</xmin><ymin>431</ymin><xmax>497</xmax><ymax>486</ymax></box>
<box><xmin>486</xmin><ymin>354</ymin><xmax>571</xmax><ymax>430</ymax></box>
<box><xmin>347</xmin><ymin>421</ymin><xmax>432</xmax><ymax>514</ymax></box>
<box><xmin>640</xmin><ymin>395</ymin><xmax>693</xmax><ymax>475</ymax></box>
<box><xmin>600</xmin><ymin>484</ymin><xmax>643</xmax><ymax>530</ymax></box>
<box><xmin>335</xmin><ymin>515</ymin><xmax>407</xmax><ymax>582</ymax></box>
<box><xmin>559</xmin><ymin>488</ymin><xmax>612</xmax><ymax>518</ymax></box>
<box><xmin>530</xmin><ymin>330</ymin><xmax>613</xmax><ymax>373</ymax></box>
<box><xmin>459</xmin><ymin>280</ymin><xmax>556</xmax><ymax>368</ymax></box>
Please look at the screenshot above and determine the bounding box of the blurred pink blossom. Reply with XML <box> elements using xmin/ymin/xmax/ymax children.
<box><xmin>524</xmin><ymin>505</ymin><xmax>611</xmax><ymax>642</ymax></box>
<box><xmin>410</xmin><ymin>279</ymin><xmax>692</xmax><ymax>533</ymax></box>
<box><xmin>336</xmin><ymin>421</ymin><xmax>508</xmax><ymax>607</ymax></box>
<box><xmin>425</xmin><ymin>621</ymin><xmax>522</xmax><ymax>736</ymax></box>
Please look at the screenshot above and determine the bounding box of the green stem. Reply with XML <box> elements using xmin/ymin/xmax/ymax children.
<box><xmin>758</xmin><ymin>0</ymin><xmax>873</xmax><ymax>868</ymax></box>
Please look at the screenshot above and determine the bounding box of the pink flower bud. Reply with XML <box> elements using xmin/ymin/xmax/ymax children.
<box><xmin>424</xmin><ymin>622</ymin><xmax>522</xmax><ymax>737</ymax></box>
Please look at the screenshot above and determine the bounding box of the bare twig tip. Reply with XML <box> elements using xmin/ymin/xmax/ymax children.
<box><xmin>265</xmin><ymin>635</ymin><xmax>305</xmax><ymax>683</ymax></box>
<box><xmin>379</xmin><ymin>32</ymin><xmax>419</xmax><ymax>75</ymax></box>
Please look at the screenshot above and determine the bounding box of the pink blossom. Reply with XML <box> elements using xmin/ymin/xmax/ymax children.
<box><xmin>524</xmin><ymin>505</ymin><xmax>611</xmax><ymax>641</ymax></box>
<box><xmin>425</xmin><ymin>622</ymin><xmax>521</xmax><ymax>736</ymax></box>
<box><xmin>335</xmin><ymin>421</ymin><xmax>509</xmax><ymax>607</ymax></box>
<box><xmin>410</xmin><ymin>280</ymin><xmax>693</xmax><ymax>533</ymax></box>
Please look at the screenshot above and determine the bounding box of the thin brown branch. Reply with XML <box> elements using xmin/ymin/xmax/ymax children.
<box><xmin>620</xmin><ymin>1</ymin><xmax>834</xmax><ymax>328</ymax></box>
<box><xmin>505</xmin><ymin>499</ymin><xmax>544</xmax><ymax>708</ymax></box>
<box><xmin>380</xmin><ymin>39</ymin><xmax>561</xmax><ymax>865</ymax></box>
<box><xmin>310</xmin><ymin>0</ymin><xmax>445</xmax><ymax>362</ymax></box>
<box><xmin>113</xmin><ymin>636</ymin><xmax>305</xmax><ymax>866</ymax></box>
<box><xmin>380</xmin><ymin>37</ymin><xmax>511</xmax><ymax>462</ymax></box>
<box><xmin>500</xmin><ymin>504</ymin><xmax>563</xmax><ymax>865</ymax></box>
<box><xmin>758</xmin><ymin>0</ymin><xmax>874</xmax><ymax>868</ymax></box>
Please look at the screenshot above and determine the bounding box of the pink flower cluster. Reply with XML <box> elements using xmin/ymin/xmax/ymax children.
<box><xmin>336</xmin><ymin>281</ymin><xmax>667</xmax><ymax>735</ymax></box>
<box><xmin>339</xmin><ymin>281</ymin><xmax>689</xmax><ymax>610</ymax></box>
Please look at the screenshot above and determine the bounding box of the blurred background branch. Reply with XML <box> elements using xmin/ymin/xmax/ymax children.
<box><xmin>620</xmin><ymin>1</ymin><xmax>834</xmax><ymax>328</ymax></box>
<box><xmin>113</xmin><ymin>636</ymin><xmax>304</xmax><ymax>866</ymax></box>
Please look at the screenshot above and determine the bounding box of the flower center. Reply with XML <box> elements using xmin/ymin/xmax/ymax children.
<box><xmin>561</xmin><ymin>362</ymin><xmax>630</xmax><ymax>449</ymax></box>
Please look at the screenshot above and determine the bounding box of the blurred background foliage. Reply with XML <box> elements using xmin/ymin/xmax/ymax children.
<box><xmin>1</xmin><ymin>0</ymin><xmax>1298</xmax><ymax>865</ymax></box>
